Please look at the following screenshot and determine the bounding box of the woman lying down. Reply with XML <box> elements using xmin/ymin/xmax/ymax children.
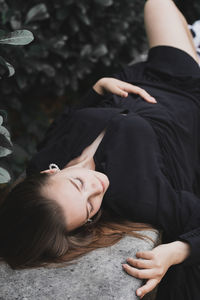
<box><xmin>1</xmin><ymin>0</ymin><xmax>200</xmax><ymax>299</ymax></box>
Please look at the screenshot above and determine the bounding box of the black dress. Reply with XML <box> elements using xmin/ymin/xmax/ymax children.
<box><xmin>26</xmin><ymin>46</ymin><xmax>200</xmax><ymax>300</ymax></box>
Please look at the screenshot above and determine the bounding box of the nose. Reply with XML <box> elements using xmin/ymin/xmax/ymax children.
<box><xmin>90</xmin><ymin>176</ymin><xmax>103</xmax><ymax>194</ymax></box>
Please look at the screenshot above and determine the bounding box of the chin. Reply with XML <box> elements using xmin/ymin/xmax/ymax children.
<box><xmin>104</xmin><ymin>174</ymin><xmax>110</xmax><ymax>189</ymax></box>
<box><xmin>98</xmin><ymin>198</ymin><xmax>103</xmax><ymax>209</ymax></box>
<box><xmin>101</xmin><ymin>172</ymin><xmax>109</xmax><ymax>182</ymax></box>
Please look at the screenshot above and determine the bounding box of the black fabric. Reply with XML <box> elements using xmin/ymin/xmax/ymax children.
<box><xmin>26</xmin><ymin>46</ymin><xmax>200</xmax><ymax>299</ymax></box>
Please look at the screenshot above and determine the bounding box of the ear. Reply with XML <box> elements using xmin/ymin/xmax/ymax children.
<box><xmin>40</xmin><ymin>169</ymin><xmax>58</xmax><ymax>174</ymax></box>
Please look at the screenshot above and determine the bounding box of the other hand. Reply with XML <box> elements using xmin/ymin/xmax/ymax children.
<box><xmin>93</xmin><ymin>77</ymin><xmax>157</xmax><ymax>104</ymax></box>
<box><xmin>122</xmin><ymin>243</ymin><xmax>175</xmax><ymax>299</ymax></box>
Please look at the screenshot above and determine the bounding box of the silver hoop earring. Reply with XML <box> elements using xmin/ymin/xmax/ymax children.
<box><xmin>87</xmin><ymin>218</ymin><xmax>93</xmax><ymax>223</ymax></box>
<box><xmin>49</xmin><ymin>163</ymin><xmax>60</xmax><ymax>170</ymax></box>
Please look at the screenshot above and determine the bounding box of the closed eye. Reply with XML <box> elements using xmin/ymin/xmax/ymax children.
<box><xmin>68</xmin><ymin>178</ymin><xmax>92</xmax><ymax>221</ymax></box>
<box><xmin>75</xmin><ymin>178</ymin><xmax>84</xmax><ymax>189</ymax></box>
<box><xmin>69</xmin><ymin>178</ymin><xmax>83</xmax><ymax>192</ymax></box>
<box><xmin>75</xmin><ymin>178</ymin><xmax>94</xmax><ymax>215</ymax></box>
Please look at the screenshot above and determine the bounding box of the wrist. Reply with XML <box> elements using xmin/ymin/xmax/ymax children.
<box><xmin>168</xmin><ymin>241</ymin><xmax>191</xmax><ymax>265</ymax></box>
<box><xmin>93</xmin><ymin>78</ymin><xmax>105</xmax><ymax>96</ymax></box>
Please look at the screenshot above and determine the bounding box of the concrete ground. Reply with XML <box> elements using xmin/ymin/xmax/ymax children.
<box><xmin>0</xmin><ymin>230</ymin><xmax>160</xmax><ymax>300</ymax></box>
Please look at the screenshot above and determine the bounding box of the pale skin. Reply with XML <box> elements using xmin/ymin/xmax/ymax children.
<box><xmin>41</xmin><ymin>164</ymin><xmax>109</xmax><ymax>231</ymax></box>
<box><xmin>41</xmin><ymin>0</ymin><xmax>196</xmax><ymax>296</ymax></box>
<box><xmin>122</xmin><ymin>241</ymin><xmax>190</xmax><ymax>299</ymax></box>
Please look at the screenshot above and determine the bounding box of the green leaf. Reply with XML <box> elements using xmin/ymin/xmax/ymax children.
<box><xmin>0</xmin><ymin>124</ymin><xmax>13</xmax><ymax>145</ymax></box>
<box><xmin>0</xmin><ymin>30</ymin><xmax>34</xmax><ymax>46</ymax></box>
<box><xmin>25</xmin><ymin>3</ymin><xmax>50</xmax><ymax>24</ymax></box>
<box><xmin>0</xmin><ymin>56</ymin><xmax>9</xmax><ymax>78</ymax></box>
<box><xmin>101</xmin><ymin>56</ymin><xmax>111</xmax><ymax>66</ymax></box>
<box><xmin>69</xmin><ymin>16</ymin><xmax>79</xmax><ymax>33</ymax></box>
<box><xmin>77</xmin><ymin>12</ymin><xmax>91</xmax><ymax>26</ymax></box>
<box><xmin>6</xmin><ymin>61</ymin><xmax>15</xmax><ymax>77</ymax></box>
<box><xmin>0</xmin><ymin>110</ymin><xmax>7</xmax><ymax>122</ymax></box>
<box><xmin>0</xmin><ymin>167</ymin><xmax>11</xmax><ymax>184</ymax></box>
<box><xmin>94</xmin><ymin>0</ymin><xmax>113</xmax><ymax>6</ymax></box>
<box><xmin>76</xmin><ymin>2</ymin><xmax>87</xmax><ymax>14</ymax></box>
<box><xmin>93</xmin><ymin>44</ymin><xmax>108</xmax><ymax>58</ymax></box>
<box><xmin>80</xmin><ymin>44</ymin><xmax>92</xmax><ymax>57</ymax></box>
<box><xmin>10</xmin><ymin>12</ymin><xmax>22</xmax><ymax>30</ymax></box>
<box><xmin>32</xmin><ymin>61</ymin><xmax>56</xmax><ymax>77</ymax></box>
<box><xmin>16</xmin><ymin>73</ymin><xmax>28</xmax><ymax>90</ymax></box>
<box><xmin>0</xmin><ymin>146</ymin><xmax>12</xmax><ymax>158</ymax></box>
<box><xmin>0</xmin><ymin>134</ymin><xmax>12</xmax><ymax>151</ymax></box>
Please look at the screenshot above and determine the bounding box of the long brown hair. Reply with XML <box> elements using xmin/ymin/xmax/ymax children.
<box><xmin>0</xmin><ymin>173</ymin><xmax>160</xmax><ymax>270</ymax></box>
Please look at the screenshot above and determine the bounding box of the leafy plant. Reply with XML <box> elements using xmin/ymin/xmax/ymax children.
<box><xmin>0</xmin><ymin>29</ymin><xmax>34</xmax><ymax>185</ymax></box>
<box><xmin>0</xmin><ymin>111</ymin><xmax>12</xmax><ymax>183</ymax></box>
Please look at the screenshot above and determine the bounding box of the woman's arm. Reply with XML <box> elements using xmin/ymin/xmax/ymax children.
<box><xmin>123</xmin><ymin>240</ymin><xmax>191</xmax><ymax>299</ymax></box>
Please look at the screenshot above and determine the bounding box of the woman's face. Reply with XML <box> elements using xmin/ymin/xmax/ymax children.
<box><xmin>40</xmin><ymin>166</ymin><xmax>109</xmax><ymax>231</ymax></box>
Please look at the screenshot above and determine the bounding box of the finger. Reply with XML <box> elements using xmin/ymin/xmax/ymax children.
<box><xmin>115</xmin><ymin>87</ymin><xmax>128</xmax><ymax>98</ymax></box>
<box><xmin>126</xmin><ymin>85</ymin><xmax>157</xmax><ymax>103</ymax></box>
<box><xmin>136</xmin><ymin>279</ymin><xmax>158</xmax><ymax>299</ymax></box>
<box><xmin>137</xmin><ymin>89</ymin><xmax>157</xmax><ymax>103</ymax></box>
<box><xmin>126</xmin><ymin>257</ymin><xmax>153</xmax><ymax>269</ymax></box>
<box><xmin>122</xmin><ymin>264</ymin><xmax>156</xmax><ymax>279</ymax></box>
<box><xmin>136</xmin><ymin>251</ymin><xmax>154</xmax><ymax>260</ymax></box>
<box><xmin>137</xmin><ymin>88</ymin><xmax>157</xmax><ymax>103</ymax></box>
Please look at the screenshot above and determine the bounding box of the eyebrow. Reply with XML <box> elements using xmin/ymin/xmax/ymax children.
<box><xmin>68</xmin><ymin>178</ymin><xmax>89</xmax><ymax>222</ymax></box>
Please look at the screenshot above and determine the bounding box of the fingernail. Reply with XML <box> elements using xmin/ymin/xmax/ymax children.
<box><xmin>151</xmin><ymin>98</ymin><xmax>157</xmax><ymax>103</ymax></box>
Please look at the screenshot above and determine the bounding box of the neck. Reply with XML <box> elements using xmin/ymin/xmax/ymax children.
<box><xmin>65</xmin><ymin>155</ymin><xmax>95</xmax><ymax>170</ymax></box>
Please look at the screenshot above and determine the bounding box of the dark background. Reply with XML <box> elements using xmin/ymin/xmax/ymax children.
<box><xmin>0</xmin><ymin>0</ymin><xmax>199</xmax><ymax>190</ymax></box>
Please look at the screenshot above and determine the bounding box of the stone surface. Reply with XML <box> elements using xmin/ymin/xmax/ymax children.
<box><xmin>0</xmin><ymin>230</ymin><xmax>160</xmax><ymax>300</ymax></box>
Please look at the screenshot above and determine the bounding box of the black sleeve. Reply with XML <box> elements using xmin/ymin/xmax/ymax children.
<box><xmin>154</xmin><ymin>171</ymin><xmax>200</xmax><ymax>268</ymax></box>
<box><xmin>78</xmin><ymin>87</ymin><xmax>106</xmax><ymax>108</ymax></box>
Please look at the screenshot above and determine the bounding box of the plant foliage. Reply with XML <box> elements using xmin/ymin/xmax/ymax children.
<box><xmin>0</xmin><ymin>25</ymin><xmax>34</xmax><ymax>184</ymax></box>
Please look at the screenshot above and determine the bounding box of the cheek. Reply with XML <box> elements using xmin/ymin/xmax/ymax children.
<box><xmin>64</xmin><ymin>198</ymin><xmax>87</xmax><ymax>228</ymax></box>
<box><xmin>92</xmin><ymin>197</ymin><xmax>103</xmax><ymax>215</ymax></box>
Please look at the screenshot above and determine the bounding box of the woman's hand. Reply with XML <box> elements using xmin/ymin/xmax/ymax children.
<box><xmin>122</xmin><ymin>241</ymin><xmax>190</xmax><ymax>299</ymax></box>
<box><xmin>93</xmin><ymin>77</ymin><xmax>157</xmax><ymax>104</ymax></box>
